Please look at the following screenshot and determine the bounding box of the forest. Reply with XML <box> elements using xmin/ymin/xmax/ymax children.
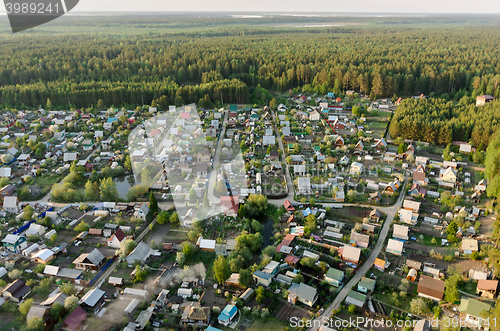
<box><xmin>389</xmin><ymin>98</ymin><xmax>500</xmax><ymax>148</ymax></box>
<box><xmin>1</xmin><ymin>23</ymin><xmax>500</xmax><ymax>109</ymax></box>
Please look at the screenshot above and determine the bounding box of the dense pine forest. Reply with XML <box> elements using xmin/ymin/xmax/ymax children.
<box><xmin>1</xmin><ymin>21</ymin><xmax>500</xmax><ymax>109</ymax></box>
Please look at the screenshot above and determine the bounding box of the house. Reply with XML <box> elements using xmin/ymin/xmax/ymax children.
<box><xmin>285</xmin><ymin>255</ymin><xmax>300</xmax><ymax>267</ymax></box>
<box><xmin>63</xmin><ymin>153</ymin><xmax>78</xmax><ymax>162</ymax></box>
<box><xmin>386</xmin><ymin>239</ymin><xmax>404</xmax><ymax>256</ymax></box>
<box><xmin>73</xmin><ymin>248</ymin><xmax>106</xmax><ymax>271</ymax></box>
<box><xmin>335</xmin><ymin>136</ymin><xmax>344</xmax><ymax>147</ymax></box>
<box><xmin>263</xmin><ymin>261</ymin><xmax>280</xmax><ymax>275</ymax></box>
<box><xmin>196</xmin><ymin>162</ymin><xmax>208</xmax><ymax>177</ymax></box>
<box><xmin>476</xmin><ymin>95</ymin><xmax>494</xmax><ymax>106</ymax></box>
<box><xmin>461</xmin><ymin>238</ymin><xmax>479</xmax><ymax>254</ymax></box>
<box><xmin>294</xmin><ymin>164</ymin><xmax>306</xmax><ymax>176</ymax></box>
<box><xmin>459</xmin><ymin>298</ymin><xmax>491</xmax><ymax>328</ymax></box>
<box><xmin>288</xmin><ymin>283</ymin><xmax>318</xmax><ymax>307</ymax></box>
<box><xmin>2</xmin><ymin>279</ymin><xmax>31</xmax><ymax>303</ymax></box>
<box><xmin>407</xmin><ymin>259</ymin><xmax>422</xmax><ymax>270</ymax></box>
<box><xmin>372</xmin><ymin>138</ymin><xmax>387</xmax><ymax>151</ymax></box>
<box><xmin>108</xmin><ymin>277</ymin><xmax>124</xmax><ymax>287</ymax></box>
<box><xmin>0</xmin><ymin>185</ymin><xmax>16</xmax><ymax>199</ymax></box>
<box><xmin>335</xmin><ymin>190</ymin><xmax>345</xmax><ymax>202</ymax></box>
<box><xmin>32</xmin><ymin>249</ymin><xmax>54</xmax><ymax>264</ymax></box>
<box><xmin>370</xmin><ymin>209</ymin><xmax>381</xmax><ymax>222</ymax></box>
<box><xmin>218</xmin><ymin>305</ymin><xmax>238</xmax><ymax>327</ymax></box>
<box><xmin>26</xmin><ymin>305</ymin><xmax>50</xmax><ymax>325</ymax></box>
<box><xmin>2</xmin><ymin>234</ymin><xmax>27</xmax><ymax>253</ymax></box>
<box><xmin>399</xmin><ymin>208</ymin><xmax>418</xmax><ymax>225</ymax></box>
<box><xmin>439</xmin><ymin>167</ymin><xmax>457</xmax><ymax>185</ymax></box>
<box><xmin>40</xmin><ymin>292</ymin><xmax>68</xmax><ymax>307</ymax></box>
<box><xmin>409</xmin><ymin>183</ymin><xmax>426</xmax><ymax>197</ymax></box>
<box><xmin>62</xmin><ymin>306</ymin><xmax>86</xmax><ymax>331</ymax></box>
<box><xmin>297</xmin><ymin>177</ymin><xmax>312</xmax><ymax>195</ymax></box>
<box><xmin>345</xmin><ymin>290</ymin><xmax>366</xmax><ymax>308</ymax></box>
<box><xmin>324</xmin><ymin>268</ymin><xmax>344</xmax><ymax>286</ymax></box>
<box><xmin>133</xmin><ymin>202</ymin><xmax>150</xmax><ymax>221</ymax></box>
<box><xmin>341</xmin><ymin>245</ymin><xmax>361</xmax><ymax>264</ymax></box>
<box><xmin>196</xmin><ymin>237</ymin><xmax>216</xmax><ymax>252</ymax></box>
<box><xmin>3</xmin><ymin>196</ymin><xmax>19</xmax><ymax>213</ymax></box>
<box><xmin>181</xmin><ymin>306</ymin><xmax>211</xmax><ymax>327</ymax></box>
<box><xmin>79</xmin><ymin>288</ymin><xmax>106</xmax><ymax>312</ymax></box>
<box><xmin>417</xmin><ymin>275</ymin><xmax>445</xmax><ymax>301</ymax></box>
<box><xmin>349</xmin><ymin>162</ymin><xmax>363</xmax><ymax>175</ymax></box>
<box><xmin>26</xmin><ymin>223</ymin><xmax>46</xmax><ymax>236</ymax></box>
<box><xmin>383</xmin><ymin>181</ymin><xmax>398</xmax><ymax>195</ymax></box>
<box><xmin>0</xmin><ymin>167</ymin><xmax>12</xmax><ymax>178</ymax></box>
<box><xmin>263</xmin><ymin>136</ymin><xmax>276</xmax><ymax>146</ymax></box>
<box><xmin>107</xmin><ymin>228</ymin><xmax>126</xmax><ymax>248</ymax></box>
<box><xmin>350</xmin><ymin>231</ymin><xmax>370</xmax><ymax>248</ymax></box>
<box><xmin>225</xmin><ymin>273</ymin><xmax>240</xmax><ymax>287</ymax></box>
<box><xmin>309</xmin><ymin>110</ymin><xmax>321</xmax><ymax>121</ymax></box>
<box><xmin>357</xmin><ymin>277</ymin><xmax>376</xmax><ymax>293</ymax></box>
<box><xmin>373</xmin><ymin>258</ymin><xmax>386</xmax><ymax>271</ymax></box>
<box><xmin>220</xmin><ymin>196</ymin><xmax>239</xmax><ymax>217</ymax></box>
<box><xmin>81</xmin><ymin>139</ymin><xmax>94</xmax><ymax>151</ymax></box>
<box><xmin>393</xmin><ymin>224</ymin><xmax>409</xmax><ymax>241</ymax></box>
<box><xmin>354</xmin><ymin>141</ymin><xmax>364</xmax><ymax>152</ymax></box>
<box><xmin>476</xmin><ymin>279</ymin><xmax>498</xmax><ymax>299</ymax></box>
<box><xmin>368</xmin><ymin>191</ymin><xmax>381</xmax><ymax>202</ymax></box>
<box><xmin>413</xmin><ymin>165</ymin><xmax>428</xmax><ymax>186</ymax></box>
<box><xmin>126</xmin><ymin>242</ymin><xmax>153</xmax><ymax>265</ymax></box>
<box><xmin>252</xmin><ymin>270</ymin><xmax>273</xmax><ymax>287</ymax></box>
<box><xmin>283</xmin><ymin>199</ymin><xmax>295</xmax><ymax>211</ymax></box>
<box><xmin>403</xmin><ymin>199</ymin><xmax>420</xmax><ymax>213</ymax></box>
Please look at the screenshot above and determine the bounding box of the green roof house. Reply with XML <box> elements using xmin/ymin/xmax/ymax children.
<box><xmin>324</xmin><ymin>268</ymin><xmax>344</xmax><ymax>286</ymax></box>
<box><xmin>459</xmin><ymin>298</ymin><xmax>491</xmax><ymax>328</ymax></box>
<box><xmin>357</xmin><ymin>277</ymin><xmax>376</xmax><ymax>293</ymax></box>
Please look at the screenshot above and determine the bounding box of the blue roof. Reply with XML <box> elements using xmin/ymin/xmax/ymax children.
<box><xmin>327</xmin><ymin>92</ymin><xmax>335</xmax><ymax>97</ymax></box>
<box><xmin>206</xmin><ymin>327</ymin><xmax>224</xmax><ymax>331</ymax></box>
<box><xmin>303</xmin><ymin>208</ymin><xmax>312</xmax><ymax>217</ymax></box>
<box><xmin>218</xmin><ymin>305</ymin><xmax>238</xmax><ymax>322</ymax></box>
<box><xmin>253</xmin><ymin>270</ymin><xmax>272</xmax><ymax>280</ymax></box>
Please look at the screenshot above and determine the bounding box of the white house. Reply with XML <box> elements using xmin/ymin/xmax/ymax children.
<box><xmin>349</xmin><ymin>162</ymin><xmax>363</xmax><ymax>175</ymax></box>
<box><xmin>297</xmin><ymin>177</ymin><xmax>312</xmax><ymax>195</ymax></box>
<box><xmin>309</xmin><ymin>110</ymin><xmax>321</xmax><ymax>121</ymax></box>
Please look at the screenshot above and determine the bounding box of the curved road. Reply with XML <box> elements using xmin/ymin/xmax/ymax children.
<box><xmin>308</xmin><ymin>178</ymin><xmax>407</xmax><ymax>331</ymax></box>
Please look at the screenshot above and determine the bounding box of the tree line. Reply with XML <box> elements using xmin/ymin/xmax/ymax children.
<box><xmin>2</xmin><ymin>26</ymin><xmax>500</xmax><ymax>108</ymax></box>
<box><xmin>390</xmin><ymin>98</ymin><xmax>500</xmax><ymax>148</ymax></box>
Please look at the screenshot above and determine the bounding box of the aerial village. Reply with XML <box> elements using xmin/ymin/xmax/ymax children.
<box><xmin>0</xmin><ymin>91</ymin><xmax>497</xmax><ymax>331</ymax></box>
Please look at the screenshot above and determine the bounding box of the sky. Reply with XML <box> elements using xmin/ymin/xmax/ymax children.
<box><xmin>69</xmin><ymin>0</ymin><xmax>500</xmax><ymax>14</ymax></box>
<box><xmin>0</xmin><ymin>0</ymin><xmax>500</xmax><ymax>14</ymax></box>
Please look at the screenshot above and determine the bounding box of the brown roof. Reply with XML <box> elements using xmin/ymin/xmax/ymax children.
<box><xmin>417</xmin><ymin>275</ymin><xmax>445</xmax><ymax>300</ymax></box>
<box><xmin>108</xmin><ymin>228</ymin><xmax>125</xmax><ymax>242</ymax></box>
<box><xmin>64</xmin><ymin>306</ymin><xmax>87</xmax><ymax>331</ymax></box>
<box><xmin>0</xmin><ymin>184</ymin><xmax>16</xmax><ymax>196</ymax></box>
<box><xmin>3</xmin><ymin>279</ymin><xmax>30</xmax><ymax>299</ymax></box>
<box><xmin>188</xmin><ymin>307</ymin><xmax>210</xmax><ymax>321</ymax></box>
<box><xmin>89</xmin><ymin>228</ymin><xmax>102</xmax><ymax>235</ymax></box>
<box><xmin>477</xmin><ymin>279</ymin><xmax>498</xmax><ymax>291</ymax></box>
<box><xmin>406</xmin><ymin>259</ymin><xmax>422</xmax><ymax>270</ymax></box>
<box><xmin>413</xmin><ymin>171</ymin><xmax>426</xmax><ymax>182</ymax></box>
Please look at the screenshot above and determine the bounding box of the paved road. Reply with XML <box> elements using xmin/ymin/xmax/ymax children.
<box><xmin>308</xmin><ymin>178</ymin><xmax>408</xmax><ymax>331</ymax></box>
<box><xmin>94</xmin><ymin>203</ymin><xmax>174</xmax><ymax>288</ymax></box>
<box><xmin>206</xmin><ymin>109</ymin><xmax>229</xmax><ymax>205</ymax></box>
<box><xmin>271</xmin><ymin>110</ymin><xmax>295</xmax><ymax>204</ymax></box>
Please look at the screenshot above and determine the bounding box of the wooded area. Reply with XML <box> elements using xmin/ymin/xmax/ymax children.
<box><xmin>1</xmin><ymin>25</ymin><xmax>500</xmax><ymax>109</ymax></box>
